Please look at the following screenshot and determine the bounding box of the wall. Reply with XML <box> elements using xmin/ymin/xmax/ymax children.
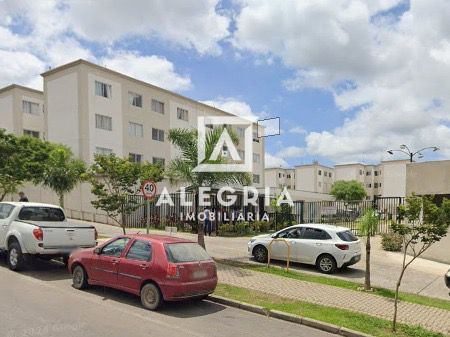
<box><xmin>0</xmin><ymin>94</ymin><xmax>14</xmax><ymax>133</ymax></box>
<box><xmin>406</xmin><ymin>160</ymin><xmax>450</xmax><ymax>196</ymax></box>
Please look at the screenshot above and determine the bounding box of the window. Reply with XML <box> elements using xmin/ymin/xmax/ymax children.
<box><xmin>374</xmin><ymin>183</ymin><xmax>378</xmax><ymax>188</ymax></box>
<box><xmin>253</xmin><ymin>131</ymin><xmax>259</xmax><ymax>143</ymax></box>
<box><xmin>253</xmin><ymin>174</ymin><xmax>260</xmax><ymax>184</ymax></box>
<box><xmin>128</xmin><ymin>92</ymin><xmax>142</xmax><ymax>107</ymax></box>
<box><xmin>126</xmin><ymin>240</ymin><xmax>152</xmax><ymax>261</ymax></box>
<box><xmin>318</xmin><ymin>170</ymin><xmax>322</xmax><ymax>176</ymax></box>
<box><xmin>300</xmin><ymin>227</ymin><xmax>331</xmax><ymax>240</ymax></box>
<box><xmin>278</xmin><ymin>173</ymin><xmax>281</xmax><ymax>178</ymax></box>
<box><xmin>128</xmin><ymin>122</ymin><xmax>143</xmax><ymax>137</ymax></box>
<box><xmin>95</xmin><ymin>147</ymin><xmax>113</xmax><ymax>155</ymax></box>
<box><xmin>18</xmin><ymin>207</ymin><xmax>65</xmax><ymax>222</ymax></box>
<box><xmin>359</xmin><ymin>169</ymin><xmax>363</xmax><ymax>175</ymax></box>
<box><xmin>129</xmin><ymin>153</ymin><xmax>142</xmax><ymax>163</ymax></box>
<box><xmin>95</xmin><ymin>114</ymin><xmax>112</xmax><ymax>131</ymax></box>
<box><xmin>152</xmin><ymin>157</ymin><xmax>165</xmax><ymax>167</ymax></box>
<box><xmin>367</xmin><ymin>183</ymin><xmax>372</xmax><ymax>188</ymax></box>
<box><xmin>277</xmin><ymin>227</ymin><xmax>301</xmax><ymax>239</ymax></box>
<box><xmin>205</xmin><ymin>124</ymin><xmax>213</xmax><ymax>129</ymax></box>
<box><xmin>374</xmin><ymin>171</ymin><xmax>378</xmax><ymax>176</ymax></box>
<box><xmin>151</xmin><ymin>99</ymin><xmax>164</xmax><ymax>114</ymax></box>
<box><xmin>379</xmin><ymin>183</ymin><xmax>382</xmax><ymax>187</ymax></box>
<box><xmin>336</xmin><ymin>230</ymin><xmax>358</xmax><ymax>242</ymax></box>
<box><xmin>253</xmin><ymin>153</ymin><xmax>260</xmax><ymax>163</ymax></box>
<box><xmin>177</xmin><ymin>107</ymin><xmax>189</xmax><ymax>121</ymax></box>
<box><xmin>329</xmin><ymin>172</ymin><xmax>332</xmax><ymax>178</ymax></box>
<box><xmin>22</xmin><ymin>100</ymin><xmax>40</xmax><ymax>114</ymax></box>
<box><xmin>101</xmin><ymin>237</ymin><xmax>130</xmax><ymax>257</ymax></box>
<box><xmin>237</xmin><ymin>150</ymin><xmax>245</xmax><ymax>160</ymax></box>
<box><xmin>0</xmin><ymin>204</ymin><xmax>15</xmax><ymax>219</ymax></box>
<box><xmin>236</xmin><ymin>127</ymin><xmax>245</xmax><ymax>138</ymax></box>
<box><xmin>165</xmin><ymin>243</ymin><xmax>211</xmax><ymax>263</ymax></box>
<box><xmin>366</xmin><ymin>171</ymin><xmax>371</xmax><ymax>176</ymax></box>
<box><xmin>287</xmin><ymin>174</ymin><xmax>291</xmax><ymax>178</ymax></box>
<box><xmin>23</xmin><ymin>129</ymin><xmax>39</xmax><ymax>138</ymax></box>
<box><xmin>152</xmin><ymin>128</ymin><xmax>165</xmax><ymax>142</ymax></box>
<box><xmin>95</xmin><ymin>80</ymin><xmax>111</xmax><ymax>98</ymax></box>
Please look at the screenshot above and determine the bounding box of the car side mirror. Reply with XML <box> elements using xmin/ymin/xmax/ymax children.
<box><xmin>94</xmin><ymin>247</ymin><xmax>101</xmax><ymax>255</ymax></box>
<box><xmin>271</xmin><ymin>233</ymin><xmax>278</xmax><ymax>239</ymax></box>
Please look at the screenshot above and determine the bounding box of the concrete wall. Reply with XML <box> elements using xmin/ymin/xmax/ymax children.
<box><xmin>406</xmin><ymin>160</ymin><xmax>450</xmax><ymax>196</ymax></box>
<box><xmin>0</xmin><ymin>93</ymin><xmax>14</xmax><ymax>133</ymax></box>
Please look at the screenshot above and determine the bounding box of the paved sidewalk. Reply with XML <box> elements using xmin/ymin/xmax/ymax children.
<box><xmin>217</xmin><ymin>264</ymin><xmax>450</xmax><ymax>335</ymax></box>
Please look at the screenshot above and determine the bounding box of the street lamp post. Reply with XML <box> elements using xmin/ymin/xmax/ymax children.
<box><xmin>386</xmin><ymin>145</ymin><xmax>439</xmax><ymax>162</ymax></box>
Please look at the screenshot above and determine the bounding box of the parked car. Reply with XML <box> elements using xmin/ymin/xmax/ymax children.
<box><xmin>445</xmin><ymin>268</ymin><xmax>450</xmax><ymax>289</ymax></box>
<box><xmin>68</xmin><ymin>234</ymin><xmax>217</xmax><ymax>310</ymax></box>
<box><xmin>0</xmin><ymin>202</ymin><xmax>97</xmax><ymax>271</ymax></box>
<box><xmin>248</xmin><ymin>223</ymin><xmax>361</xmax><ymax>274</ymax></box>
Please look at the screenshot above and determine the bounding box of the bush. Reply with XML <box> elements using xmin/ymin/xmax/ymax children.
<box><xmin>253</xmin><ymin>221</ymin><xmax>270</xmax><ymax>233</ymax></box>
<box><xmin>381</xmin><ymin>232</ymin><xmax>403</xmax><ymax>251</ymax></box>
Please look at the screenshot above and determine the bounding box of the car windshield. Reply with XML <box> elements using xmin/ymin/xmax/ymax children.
<box><xmin>18</xmin><ymin>206</ymin><xmax>65</xmax><ymax>222</ymax></box>
<box><xmin>336</xmin><ymin>230</ymin><xmax>358</xmax><ymax>242</ymax></box>
<box><xmin>165</xmin><ymin>243</ymin><xmax>212</xmax><ymax>263</ymax></box>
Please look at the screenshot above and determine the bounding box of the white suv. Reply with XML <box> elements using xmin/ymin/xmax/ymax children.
<box><xmin>248</xmin><ymin>224</ymin><xmax>361</xmax><ymax>274</ymax></box>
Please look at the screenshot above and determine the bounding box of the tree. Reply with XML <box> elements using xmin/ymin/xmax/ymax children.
<box><xmin>330</xmin><ymin>180</ymin><xmax>367</xmax><ymax>204</ymax></box>
<box><xmin>167</xmin><ymin>126</ymin><xmax>252</xmax><ymax>249</ymax></box>
<box><xmin>390</xmin><ymin>195</ymin><xmax>450</xmax><ymax>331</ymax></box>
<box><xmin>0</xmin><ymin>129</ymin><xmax>52</xmax><ymax>200</ymax></box>
<box><xmin>86</xmin><ymin>154</ymin><xmax>164</xmax><ymax>234</ymax></box>
<box><xmin>42</xmin><ymin>145</ymin><xmax>86</xmax><ymax>208</ymax></box>
<box><xmin>357</xmin><ymin>208</ymin><xmax>379</xmax><ymax>291</ymax></box>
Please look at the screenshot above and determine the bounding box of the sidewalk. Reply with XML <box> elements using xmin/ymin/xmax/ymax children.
<box><xmin>217</xmin><ymin>263</ymin><xmax>450</xmax><ymax>335</ymax></box>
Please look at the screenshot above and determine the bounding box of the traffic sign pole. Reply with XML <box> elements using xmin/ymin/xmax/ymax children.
<box><xmin>146</xmin><ymin>198</ymin><xmax>150</xmax><ymax>235</ymax></box>
<box><xmin>141</xmin><ymin>180</ymin><xmax>157</xmax><ymax>235</ymax></box>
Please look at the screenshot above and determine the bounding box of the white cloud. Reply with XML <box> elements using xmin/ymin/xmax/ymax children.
<box><xmin>101</xmin><ymin>51</ymin><xmax>192</xmax><ymax>91</ymax></box>
<box><xmin>289</xmin><ymin>126</ymin><xmax>307</xmax><ymax>135</ymax></box>
<box><xmin>201</xmin><ymin>97</ymin><xmax>266</xmax><ymax>119</ymax></box>
<box><xmin>0</xmin><ymin>50</ymin><xmax>45</xmax><ymax>88</ymax></box>
<box><xmin>275</xmin><ymin>146</ymin><xmax>306</xmax><ymax>159</ymax></box>
<box><xmin>63</xmin><ymin>0</ymin><xmax>230</xmax><ymax>55</ymax></box>
<box><xmin>265</xmin><ymin>153</ymin><xmax>288</xmax><ymax>168</ymax></box>
<box><xmin>233</xmin><ymin>0</ymin><xmax>450</xmax><ymax>161</ymax></box>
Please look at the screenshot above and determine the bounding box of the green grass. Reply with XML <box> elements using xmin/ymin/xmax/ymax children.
<box><xmin>216</xmin><ymin>259</ymin><xmax>450</xmax><ymax>312</ymax></box>
<box><xmin>215</xmin><ymin>284</ymin><xmax>444</xmax><ymax>337</ymax></box>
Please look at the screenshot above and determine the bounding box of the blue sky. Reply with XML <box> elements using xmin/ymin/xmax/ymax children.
<box><xmin>1</xmin><ymin>0</ymin><xmax>449</xmax><ymax>166</ymax></box>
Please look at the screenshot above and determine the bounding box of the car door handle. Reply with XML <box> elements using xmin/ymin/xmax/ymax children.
<box><xmin>111</xmin><ymin>259</ymin><xmax>119</xmax><ymax>265</ymax></box>
<box><xmin>139</xmin><ymin>264</ymin><xmax>148</xmax><ymax>269</ymax></box>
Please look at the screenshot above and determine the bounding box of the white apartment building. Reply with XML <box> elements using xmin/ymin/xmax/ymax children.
<box><xmin>0</xmin><ymin>59</ymin><xmax>265</xmax><ymax>223</ymax></box>
<box><xmin>294</xmin><ymin>162</ymin><xmax>334</xmax><ymax>194</ymax></box>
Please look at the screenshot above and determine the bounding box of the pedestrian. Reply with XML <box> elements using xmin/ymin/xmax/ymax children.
<box><xmin>204</xmin><ymin>207</ymin><xmax>212</xmax><ymax>236</ymax></box>
<box><xmin>18</xmin><ymin>191</ymin><xmax>29</xmax><ymax>202</ymax></box>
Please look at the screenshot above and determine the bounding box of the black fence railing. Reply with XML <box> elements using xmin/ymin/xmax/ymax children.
<box><xmin>122</xmin><ymin>194</ymin><xmax>404</xmax><ymax>235</ymax></box>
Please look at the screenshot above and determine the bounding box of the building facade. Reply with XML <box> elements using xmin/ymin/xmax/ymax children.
<box><xmin>0</xmin><ymin>59</ymin><xmax>265</xmax><ymax>223</ymax></box>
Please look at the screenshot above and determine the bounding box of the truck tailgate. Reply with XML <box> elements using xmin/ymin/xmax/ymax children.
<box><xmin>27</xmin><ymin>221</ymin><xmax>96</xmax><ymax>249</ymax></box>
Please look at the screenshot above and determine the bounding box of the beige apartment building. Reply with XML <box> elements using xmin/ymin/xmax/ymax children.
<box><xmin>0</xmin><ymin>59</ymin><xmax>265</xmax><ymax>223</ymax></box>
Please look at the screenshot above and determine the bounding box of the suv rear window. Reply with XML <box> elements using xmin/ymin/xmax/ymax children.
<box><xmin>165</xmin><ymin>243</ymin><xmax>212</xmax><ymax>263</ymax></box>
<box><xmin>337</xmin><ymin>230</ymin><xmax>358</xmax><ymax>242</ymax></box>
<box><xmin>18</xmin><ymin>207</ymin><xmax>65</xmax><ymax>222</ymax></box>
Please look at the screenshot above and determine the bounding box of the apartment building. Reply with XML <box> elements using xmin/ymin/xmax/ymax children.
<box><xmin>265</xmin><ymin>167</ymin><xmax>296</xmax><ymax>189</ymax></box>
<box><xmin>0</xmin><ymin>59</ymin><xmax>265</xmax><ymax>222</ymax></box>
<box><xmin>294</xmin><ymin>161</ymin><xmax>334</xmax><ymax>194</ymax></box>
<box><xmin>0</xmin><ymin>84</ymin><xmax>45</xmax><ymax>139</ymax></box>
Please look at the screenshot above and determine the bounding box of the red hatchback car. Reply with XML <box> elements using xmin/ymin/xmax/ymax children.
<box><xmin>68</xmin><ymin>234</ymin><xmax>218</xmax><ymax>310</ymax></box>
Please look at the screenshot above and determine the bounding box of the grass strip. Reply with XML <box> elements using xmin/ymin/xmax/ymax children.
<box><xmin>214</xmin><ymin>283</ymin><xmax>444</xmax><ymax>337</ymax></box>
<box><xmin>216</xmin><ymin>259</ymin><xmax>450</xmax><ymax>312</ymax></box>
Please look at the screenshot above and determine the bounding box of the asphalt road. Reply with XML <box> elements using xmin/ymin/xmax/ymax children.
<box><xmin>0</xmin><ymin>258</ymin><xmax>337</xmax><ymax>337</ymax></box>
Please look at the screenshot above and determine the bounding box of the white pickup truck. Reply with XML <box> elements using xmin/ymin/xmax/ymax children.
<box><xmin>0</xmin><ymin>202</ymin><xmax>97</xmax><ymax>271</ymax></box>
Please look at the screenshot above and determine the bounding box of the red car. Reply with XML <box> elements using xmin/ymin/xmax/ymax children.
<box><xmin>68</xmin><ymin>234</ymin><xmax>217</xmax><ymax>310</ymax></box>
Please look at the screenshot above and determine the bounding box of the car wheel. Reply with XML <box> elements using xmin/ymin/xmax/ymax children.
<box><xmin>317</xmin><ymin>254</ymin><xmax>337</xmax><ymax>274</ymax></box>
<box><xmin>8</xmin><ymin>242</ymin><xmax>24</xmax><ymax>271</ymax></box>
<box><xmin>140</xmin><ymin>283</ymin><xmax>162</xmax><ymax>310</ymax></box>
<box><xmin>72</xmin><ymin>265</ymin><xmax>88</xmax><ymax>290</ymax></box>
<box><xmin>253</xmin><ymin>245</ymin><xmax>268</xmax><ymax>263</ymax></box>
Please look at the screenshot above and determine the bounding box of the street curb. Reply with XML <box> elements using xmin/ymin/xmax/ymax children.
<box><xmin>208</xmin><ymin>295</ymin><xmax>374</xmax><ymax>337</ymax></box>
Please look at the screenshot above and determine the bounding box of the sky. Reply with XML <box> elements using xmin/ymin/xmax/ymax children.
<box><xmin>1</xmin><ymin>0</ymin><xmax>449</xmax><ymax>168</ymax></box>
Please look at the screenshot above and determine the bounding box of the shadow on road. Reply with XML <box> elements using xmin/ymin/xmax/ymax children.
<box><xmin>0</xmin><ymin>255</ymin><xmax>71</xmax><ymax>281</ymax></box>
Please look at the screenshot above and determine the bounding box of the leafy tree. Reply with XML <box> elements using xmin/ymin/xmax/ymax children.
<box><xmin>357</xmin><ymin>208</ymin><xmax>379</xmax><ymax>291</ymax></box>
<box><xmin>270</xmin><ymin>189</ymin><xmax>294</xmax><ymax>229</ymax></box>
<box><xmin>330</xmin><ymin>180</ymin><xmax>367</xmax><ymax>204</ymax></box>
<box><xmin>42</xmin><ymin>145</ymin><xmax>86</xmax><ymax>208</ymax></box>
<box><xmin>390</xmin><ymin>195</ymin><xmax>450</xmax><ymax>331</ymax></box>
<box><xmin>86</xmin><ymin>154</ymin><xmax>164</xmax><ymax>234</ymax></box>
<box><xmin>0</xmin><ymin>129</ymin><xmax>52</xmax><ymax>200</ymax></box>
<box><xmin>167</xmin><ymin>126</ymin><xmax>252</xmax><ymax>249</ymax></box>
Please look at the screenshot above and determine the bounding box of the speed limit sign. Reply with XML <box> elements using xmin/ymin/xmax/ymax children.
<box><xmin>141</xmin><ymin>180</ymin><xmax>157</xmax><ymax>200</ymax></box>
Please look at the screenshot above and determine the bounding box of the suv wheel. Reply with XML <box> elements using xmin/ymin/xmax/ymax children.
<box><xmin>8</xmin><ymin>242</ymin><xmax>24</xmax><ymax>271</ymax></box>
<box><xmin>317</xmin><ymin>254</ymin><xmax>337</xmax><ymax>274</ymax></box>
<box><xmin>253</xmin><ymin>245</ymin><xmax>268</xmax><ymax>263</ymax></box>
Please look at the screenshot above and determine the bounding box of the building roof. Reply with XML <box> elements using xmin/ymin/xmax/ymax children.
<box><xmin>0</xmin><ymin>84</ymin><xmax>43</xmax><ymax>95</ymax></box>
<box><xmin>41</xmin><ymin>59</ymin><xmax>258</xmax><ymax>123</ymax></box>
